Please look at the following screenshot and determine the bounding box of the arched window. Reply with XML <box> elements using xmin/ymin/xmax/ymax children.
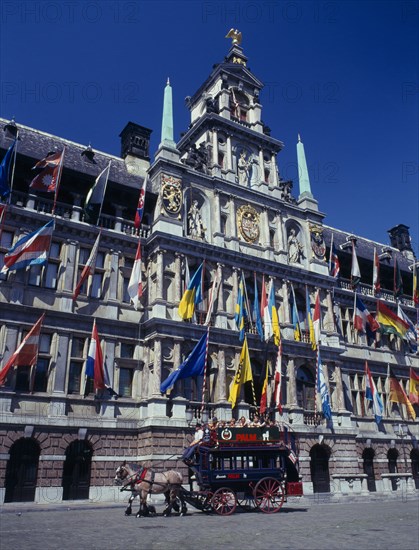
<box><xmin>296</xmin><ymin>366</ymin><xmax>315</xmax><ymax>411</ymax></box>
<box><xmin>5</xmin><ymin>438</ymin><xmax>40</xmax><ymax>503</ymax></box>
<box><xmin>387</xmin><ymin>448</ymin><xmax>399</xmax><ymax>491</ymax></box>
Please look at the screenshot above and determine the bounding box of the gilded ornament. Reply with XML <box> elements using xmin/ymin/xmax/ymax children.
<box><xmin>237</xmin><ymin>205</ymin><xmax>260</xmax><ymax>243</ymax></box>
<box><xmin>309</xmin><ymin>223</ymin><xmax>326</xmax><ymax>260</ymax></box>
<box><xmin>161</xmin><ymin>175</ymin><xmax>182</xmax><ymax>216</ymax></box>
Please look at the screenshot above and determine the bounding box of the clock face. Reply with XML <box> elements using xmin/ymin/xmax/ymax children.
<box><xmin>237</xmin><ymin>205</ymin><xmax>260</xmax><ymax>243</ymax></box>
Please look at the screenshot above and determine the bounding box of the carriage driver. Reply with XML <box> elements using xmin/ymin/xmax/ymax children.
<box><xmin>182</xmin><ymin>423</ymin><xmax>203</xmax><ymax>463</ymax></box>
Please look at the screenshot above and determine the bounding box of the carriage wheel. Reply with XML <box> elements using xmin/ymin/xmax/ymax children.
<box><xmin>236</xmin><ymin>493</ymin><xmax>257</xmax><ymax>512</ymax></box>
<box><xmin>211</xmin><ymin>487</ymin><xmax>237</xmax><ymax>516</ymax></box>
<box><xmin>253</xmin><ymin>477</ymin><xmax>285</xmax><ymax>514</ymax></box>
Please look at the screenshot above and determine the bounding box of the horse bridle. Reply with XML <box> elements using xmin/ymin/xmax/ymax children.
<box><xmin>119</xmin><ymin>465</ymin><xmax>148</xmax><ymax>491</ymax></box>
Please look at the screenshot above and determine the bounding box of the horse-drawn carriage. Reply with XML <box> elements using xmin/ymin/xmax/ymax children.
<box><xmin>180</xmin><ymin>424</ymin><xmax>303</xmax><ymax>515</ymax></box>
<box><xmin>115</xmin><ymin>423</ymin><xmax>303</xmax><ymax>517</ymax></box>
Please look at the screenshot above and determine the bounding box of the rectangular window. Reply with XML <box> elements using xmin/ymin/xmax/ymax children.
<box><xmin>120</xmin><ymin>343</ymin><xmax>135</xmax><ymax>358</ymax></box>
<box><xmin>0</xmin><ymin>231</ymin><xmax>13</xmax><ymax>281</ymax></box>
<box><xmin>15</xmin><ymin>366</ymin><xmax>31</xmax><ymax>391</ymax></box>
<box><xmin>33</xmin><ymin>358</ymin><xmax>49</xmax><ymax>392</ymax></box>
<box><xmin>68</xmin><ymin>337</ymin><xmax>86</xmax><ymax>395</ymax></box>
<box><xmin>119</xmin><ymin>368</ymin><xmax>134</xmax><ymax>398</ymax></box>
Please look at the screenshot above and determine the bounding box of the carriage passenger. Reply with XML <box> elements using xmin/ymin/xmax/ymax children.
<box><xmin>249</xmin><ymin>414</ymin><xmax>265</xmax><ymax>428</ymax></box>
<box><xmin>238</xmin><ymin>416</ymin><xmax>248</xmax><ymax>427</ymax></box>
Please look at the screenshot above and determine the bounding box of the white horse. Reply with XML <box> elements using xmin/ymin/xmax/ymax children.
<box><xmin>114</xmin><ymin>461</ymin><xmax>187</xmax><ymax>517</ymax></box>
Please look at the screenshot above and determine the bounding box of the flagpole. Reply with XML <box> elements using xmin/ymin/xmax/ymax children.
<box><xmin>242</xmin><ymin>271</ymin><xmax>254</xmax><ymax>332</ymax></box>
<box><xmin>329</xmin><ymin>233</ymin><xmax>333</xmax><ymax>273</ymax></box>
<box><xmin>9</xmin><ymin>133</ymin><xmax>19</xmax><ymax>198</ymax></box>
<box><xmin>96</xmin><ymin>161</ymin><xmax>111</xmax><ymax>226</ymax></box>
<box><xmin>200</xmin><ymin>325</ymin><xmax>211</xmax><ymax>417</ymax></box>
<box><xmin>52</xmin><ymin>146</ymin><xmax>65</xmax><ymax>216</ymax></box>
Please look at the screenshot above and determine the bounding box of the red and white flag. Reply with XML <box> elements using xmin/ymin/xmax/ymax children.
<box><xmin>30</xmin><ymin>150</ymin><xmax>64</xmax><ymax>193</ymax></box>
<box><xmin>351</xmin><ymin>241</ymin><xmax>361</xmax><ymax>287</ymax></box>
<box><xmin>0</xmin><ymin>313</ymin><xmax>45</xmax><ymax>386</ymax></box>
<box><xmin>86</xmin><ymin>320</ymin><xmax>106</xmax><ymax>392</ymax></box>
<box><xmin>72</xmin><ymin>231</ymin><xmax>101</xmax><ymax>300</ymax></box>
<box><xmin>260</xmin><ymin>275</ymin><xmax>267</xmax><ymax>320</ymax></box>
<box><xmin>127</xmin><ymin>240</ymin><xmax>143</xmax><ymax>309</ymax></box>
<box><xmin>313</xmin><ymin>290</ymin><xmax>321</xmax><ymax>345</ymax></box>
<box><xmin>373</xmin><ymin>247</ymin><xmax>380</xmax><ymax>295</ymax></box>
<box><xmin>273</xmin><ymin>340</ymin><xmax>283</xmax><ymax>413</ymax></box>
<box><xmin>134</xmin><ymin>176</ymin><xmax>147</xmax><ymax>230</ymax></box>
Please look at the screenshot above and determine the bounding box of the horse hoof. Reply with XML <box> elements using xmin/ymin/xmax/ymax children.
<box><xmin>135</xmin><ymin>513</ymin><xmax>141</xmax><ymax>518</ymax></box>
<box><xmin>125</xmin><ymin>512</ymin><xmax>131</xmax><ymax>516</ymax></box>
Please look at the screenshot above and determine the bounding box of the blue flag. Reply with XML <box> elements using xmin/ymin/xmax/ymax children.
<box><xmin>160</xmin><ymin>331</ymin><xmax>208</xmax><ymax>393</ymax></box>
<box><xmin>235</xmin><ymin>272</ymin><xmax>248</xmax><ymax>342</ymax></box>
<box><xmin>0</xmin><ymin>140</ymin><xmax>16</xmax><ymax>200</ymax></box>
<box><xmin>317</xmin><ymin>350</ymin><xmax>332</xmax><ymax>420</ymax></box>
<box><xmin>253</xmin><ymin>274</ymin><xmax>263</xmax><ymax>341</ymax></box>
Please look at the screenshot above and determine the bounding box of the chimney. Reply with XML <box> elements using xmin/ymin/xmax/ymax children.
<box><xmin>119</xmin><ymin>122</ymin><xmax>152</xmax><ymax>161</ymax></box>
<box><xmin>388</xmin><ymin>224</ymin><xmax>415</xmax><ymax>259</ymax></box>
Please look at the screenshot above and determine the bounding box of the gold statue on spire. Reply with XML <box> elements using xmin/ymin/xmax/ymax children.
<box><xmin>225</xmin><ymin>28</ymin><xmax>242</xmax><ymax>46</ymax></box>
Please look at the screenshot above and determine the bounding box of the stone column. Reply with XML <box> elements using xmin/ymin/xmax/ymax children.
<box><xmin>156</xmin><ymin>250</ymin><xmax>164</xmax><ymax>301</ymax></box>
<box><xmin>63</xmin><ymin>240</ymin><xmax>78</xmax><ymax>293</ymax></box>
<box><xmin>212</xmin><ymin>128</ymin><xmax>218</xmax><ymax>166</ymax></box>
<box><xmin>334</xmin><ymin>363</ymin><xmax>346</xmax><ymax>412</ymax></box>
<box><xmin>324</xmin><ymin>290</ymin><xmax>336</xmax><ymax>333</ymax></box>
<box><xmin>174</xmin><ymin>253</ymin><xmax>182</xmax><ymax>303</ymax></box>
<box><xmin>228</xmin><ymin>195</ymin><xmax>237</xmax><ymax>238</ymax></box>
<box><xmin>271</xmin><ymin>152</ymin><xmax>279</xmax><ymax>186</ymax></box>
<box><xmin>152</xmin><ymin>338</ymin><xmax>162</xmax><ymax>396</ymax></box>
<box><xmin>108</xmin><ymin>250</ymin><xmax>120</xmax><ymax>302</ymax></box>
<box><xmin>53</xmin><ymin>333</ymin><xmax>70</xmax><ymax>393</ymax></box>
<box><xmin>217</xmin><ymin>348</ymin><xmax>227</xmax><ymax>401</ymax></box>
<box><xmin>71</xmin><ymin>194</ymin><xmax>83</xmax><ymax>221</ymax></box>
<box><xmin>260</xmin><ymin>206</ymin><xmax>269</xmax><ymax>249</ymax></box>
<box><xmin>259</xmin><ymin>148</ymin><xmax>265</xmax><ymax>183</ymax></box>
<box><xmin>276</xmin><ymin>211</ymin><xmax>286</xmax><ymax>251</ymax></box>
<box><xmin>282</xmin><ymin>281</ymin><xmax>291</xmax><ymax>324</ymax></box>
<box><xmin>286</xmin><ymin>357</ymin><xmax>297</xmax><ymax>407</ymax></box>
<box><xmin>232</xmin><ymin>267</ymin><xmax>239</xmax><ymax>313</ymax></box>
<box><xmin>226</xmin><ymin>135</ymin><xmax>233</xmax><ymax>171</ymax></box>
<box><xmin>114</xmin><ymin>206</ymin><xmax>123</xmax><ymax>232</ymax></box>
<box><xmin>212</xmin><ymin>189</ymin><xmax>221</xmax><ymax>235</ymax></box>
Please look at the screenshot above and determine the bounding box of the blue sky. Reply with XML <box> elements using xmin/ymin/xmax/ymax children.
<box><xmin>1</xmin><ymin>0</ymin><xmax>418</xmax><ymax>253</ymax></box>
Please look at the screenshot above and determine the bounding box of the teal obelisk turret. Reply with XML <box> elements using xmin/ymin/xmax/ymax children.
<box><xmin>160</xmin><ymin>78</ymin><xmax>176</xmax><ymax>149</ymax></box>
<box><xmin>297</xmin><ymin>134</ymin><xmax>313</xmax><ymax>198</ymax></box>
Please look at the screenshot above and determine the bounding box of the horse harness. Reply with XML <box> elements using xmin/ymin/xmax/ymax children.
<box><xmin>122</xmin><ymin>466</ymin><xmax>169</xmax><ymax>495</ymax></box>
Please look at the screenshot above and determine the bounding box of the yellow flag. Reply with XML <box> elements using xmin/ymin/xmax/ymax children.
<box><xmin>228</xmin><ymin>336</ymin><xmax>253</xmax><ymax>409</ymax></box>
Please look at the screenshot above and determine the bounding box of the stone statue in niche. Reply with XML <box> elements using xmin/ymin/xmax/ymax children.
<box><xmin>188</xmin><ymin>200</ymin><xmax>206</xmax><ymax>240</ymax></box>
<box><xmin>237</xmin><ymin>150</ymin><xmax>252</xmax><ymax>185</ymax></box>
<box><xmin>183</xmin><ymin>143</ymin><xmax>209</xmax><ymax>174</ymax></box>
<box><xmin>287</xmin><ymin>228</ymin><xmax>304</xmax><ymax>263</ymax></box>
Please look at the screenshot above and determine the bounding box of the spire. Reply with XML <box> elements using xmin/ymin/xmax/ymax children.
<box><xmin>160</xmin><ymin>78</ymin><xmax>176</xmax><ymax>149</ymax></box>
<box><xmin>296</xmin><ymin>134</ymin><xmax>313</xmax><ymax>199</ymax></box>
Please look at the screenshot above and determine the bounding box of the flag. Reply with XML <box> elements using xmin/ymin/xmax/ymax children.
<box><xmin>134</xmin><ymin>176</ymin><xmax>147</xmax><ymax>229</ymax></box>
<box><xmin>0</xmin><ymin>313</ymin><xmax>45</xmax><ymax>386</ymax></box>
<box><xmin>160</xmin><ymin>331</ymin><xmax>208</xmax><ymax>393</ymax></box>
<box><xmin>365</xmin><ymin>361</ymin><xmax>384</xmax><ymax>424</ymax></box>
<box><xmin>329</xmin><ymin>235</ymin><xmax>340</xmax><ymax>278</ymax></box>
<box><xmin>317</xmin><ymin>349</ymin><xmax>332</xmax><ymax>420</ymax></box>
<box><xmin>313</xmin><ymin>290</ymin><xmax>321</xmax><ymax>345</ymax></box>
<box><xmin>178</xmin><ymin>262</ymin><xmax>203</xmax><ymax>320</ymax></box>
<box><xmin>351</xmin><ymin>241</ymin><xmax>361</xmax><ymax>288</ymax></box>
<box><xmin>259</xmin><ymin>359</ymin><xmax>269</xmax><ymax>415</ymax></box>
<box><xmin>389</xmin><ymin>368</ymin><xmax>416</xmax><ymax>420</ymax></box>
<box><xmin>373</xmin><ymin>248</ymin><xmax>380</xmax><ymax>295</ymax></box>
<box><xmin>263</xmin><ymin>278</ymin><xmax>272</xmax><ymax>343</ymax></box>
<box><xmin>30</xmin><ymin>150</ymin><xmax>64</xmax><ymax>193</ymax></box>
<box><xmin>1</xmin><ymin>219</ymin><xmax>54</xmax><ymax>274</ymax></box>
<box><xmin>204</xmin><ymin>266</ymin><xmax>221</xmax><ymax>326</ymax></box>
<box><xmin>353</xmin><ymin>294</ymin><xmax>380</xmax><ymax>333</ymax></box>
<box><xmin>268</xmin><ymin>279</ymin><xmax>280</xmax><ymax>346</ymax></box>
<box><xmin>86</xmin><ymin>320</ymin><xmax>106</xmax><ymax>392</ymax></box>
<box><xmin>306</xmin><ymin>287</ymin><xmax>316</xmax><ymax>350</ymax></box>
<box><xmin>409</xmin><ymin>368</ymin><xmax>419</xmax><ymax>405</ymax></box>
<box><xmin>72</xmin><ymin>231</ymin><xmax>101</xmax><ymax>300</ymax></box>
<box><xmin>397</xmin><ymin>304</ymin><xmax>417</xmax><ymax>353</ymax></box>
<box><xmin>376</xmin><ymin>300</ymin><xmax>409</xmax><ymax>339</ymax></box>
<box><xmin>413</xmin><ymin>262</ymin><xmax>419</xmax><ymax>305</ymax></box>
<box><xmin>235</xmin><ymin>271</ymin><xmax>248</xmax><ymax>341</ymax></box>
<box><xmin>260</xmin><ymin>275</ymin><xmax>267</xmax><ymax>321</ymax></box>
<box><xmin>84</xmin><ymin>161</ymin><xmax>111</xmax><ymax>224</ymax></box>
<box><xmin>291</xmin><ymin>285</ymin><xmax>301</xmax><ymax>341</ymax></box>
<box><xmin>0</xmin><ymin>139</ymin><xmax>16</xmax><ymax>200</ymax></box>
<box><xmin>228</xmin><ymin>336</ymin><xmax>253</xmax><ymax>409</ymax></box>
<box><xmin>127</xmin><ymin>240</ymin><xmax>143</xmax><ymax>309</ymax></box>
<box><xmin>253</xmin><ymin>274</ymin><xmax>263</xmax><ymax>341</ymax></box>
<box><xmin>273</xmin><ymin>341</ymin><xmax>283</xmax><ymax>413</ymax></box>
<box><xmin>393</xmin><ymin>258</ymin><xmax>403</xmax><ymax>299</ymax></box>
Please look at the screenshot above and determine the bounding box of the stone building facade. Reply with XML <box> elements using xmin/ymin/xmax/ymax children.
<box><xmin>0</xmin><ymin>38</ymin><xmax>418</xmax><ymax>504</ymax></box>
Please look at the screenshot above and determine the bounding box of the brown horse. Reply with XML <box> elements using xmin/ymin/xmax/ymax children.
<box><xmin>114</xmin><ymin>461</ymin><xmax>187</xmax><ymax>517</ymax></box>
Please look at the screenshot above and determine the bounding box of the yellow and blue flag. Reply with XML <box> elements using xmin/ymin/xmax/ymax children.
<box><xmin>235</xmin><ymin>272</ymin><xmax>248</xmax><ymax>341</ymax></box>
<box><xmin>253</xmin><ymin>274</ymin><xmax>263</xmax><ymax>341</ymax></box>
<box><xmin>268</xmin><ymin>279</ymin><xmax>280</xmax><ymax>346</ymax></box>
<box><xmin>306</xmin><ymin>287</ymin><xmax>316</xmax><ymax>350</ymax></box>
<box><xmin>178</xmin><ymin>262</ymin><xmax>203</xmax><ymax>320</ymax></box>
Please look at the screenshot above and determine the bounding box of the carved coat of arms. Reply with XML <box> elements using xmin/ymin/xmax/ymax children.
<box><xmin>161</xmin><ymin>175</ymin><xmax>182</xmax><ymax>217</ymax></box>
<box><xmin>237</xmin><ymin>205</ymin><xmax>260</xmax><ymax>243</ymax></box>
<box><xmin>310</xmin><ymin>224</ymin><xmax>326</xmax><ymax>260</ymax></box>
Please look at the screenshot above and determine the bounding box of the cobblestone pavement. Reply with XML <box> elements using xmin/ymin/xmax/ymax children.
<box><xmin>1</xmin><ymin>498</ymin><xmax>418</xmax><ymax>550</ymax></box>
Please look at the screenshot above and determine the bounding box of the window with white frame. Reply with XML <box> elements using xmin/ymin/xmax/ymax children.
<box><xmin>28</xmin><ymin>241</ymin><xmax>61</xmax><ymax>289</ymax></box>
<box><xmin>0</xmin><ymin>230</ymin><xmax>14</xmax><ymax>281</ymax></box>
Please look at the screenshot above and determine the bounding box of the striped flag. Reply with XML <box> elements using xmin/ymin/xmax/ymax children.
<box><xmin>72</xmin><ymin>231</ymin><xmax>101</xmax><ymax>300</ymax></box>
<box><xmin>365</xmin><ymin>361</ymin><xmax>384</xmax><ymax>424</ymax></box>
<box><xmin>127</xmin><ymin>240</ymin><xmax>143</xmax><ymax>309</ymax></box>
<box><xmin>373</xmin><ymin>248</ymin><xmax>380</xmax><ymax>295</ymax></box>
<box><xmin>235</xmin><ymin>271</ymin><xmax>248</xmax><ymax>342</ymax></box>
<box><xmin>30</xmin><ymin>150</ymin><xmax>64</xmax><ymax>193</ymax></box>
<box><xmin>86</xmin><ymin>320</ymin><xmax>105</xmax><ymax>392</ymax></box>
<box><xmin>84</xmin><ymin>161</ymin><xmax>111</xmax><ymax>224</ymax></box>
<box><xmin>134</xmin><ymin>176</ymin><xmax>147</xmax><ymax>230</ymax></box>
<box><xmin>313</xmin><ymin>290</ymin><xmax>321</xmax><ymax>345</ymax></box>
<box><xmin>329</xmin><ymin>234</ymin><xmax>340</xmax><ymax>278</ymax></box>
<box><xmin>273</xmin><ymin>340</ymin><xmax>283</xmax><ymax>413</ymax></box>
<box><xmin>413</xmin><ymin>262</ymin><xmax>419</xmax><ymax>305</ymax></box>
<box><xmin>351</xmin><ymin>240</ymin><xmax>361</xmax><ymax>288</ymax></box>
<box><xmin>317</xmin><ymin>349</ymin><xmax>332</xmax><ymax>420</ymax></box>
<box><xmin>389</xmin><ymin>368</ymin><xmax>416</xmax><ymax>420</ymax></box>
<box><xmin>397</xmin><ymin>304</ymin><xmax>417</xmax><ymax>353</ymax></box>
<box><xmin>268</xmin><ymin>279</ymin><xmax>280</xmax><ymax>346</ymax></box>
<box><xmin>1</xmin><ymin>219</ymin><xmax>54</xmax><ymax>274</ymax></box>
<box><xmin>253</xmin><ymin>273</ymin><xmax>263</xmax><ymax>341</ymax></box>
<box><xmin>409</xmin><ymin>368</ymin><xmax>419</xmax><ymax>405</ymax></box>
<box><xmin>376</xmin><ymin>300</ymin><xmax>409</xmax><ymax>339</ymax></box>
<box><xmin>0</xmin><ymin>313</ymin><xmax>45</xmax><ymax>386</ymax></box>
<box><xmin>306</xmin><ymin>286</ymin><xmax>316</xmax><ymax>350</ymax></box>
<box><xmin>178</xmin><ymin>262</ymin><xmax>203</xmax><ymax>320</ymax></box>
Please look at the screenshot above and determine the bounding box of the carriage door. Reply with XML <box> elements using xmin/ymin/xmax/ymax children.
<box><xmin>62</xmin><ymin>441</ymin><xmax>93</xmax><ymax>500</ymax></box>
<box><xmin>310</xmin><ymin>444</ymin><xmax>330</xmax><ymax>493</ymax></box>
<box><xmin>5</xmin><ymin>438</ymin><xmax>40</xmax><ymax>503</ymax></box>
<box><xmin>387</xmin><ymin>449</ymin><xmax>399</xmax><ymax>491</ymax></box>
<box><xmin>362</xmin><ymin>448</ymin><xmax>376</xmax><ymax>492</ymax></box>
<box><xmin>411</xmin><ymin>449</ymin><xmax>419</xmax><ymax>490</ymax></box>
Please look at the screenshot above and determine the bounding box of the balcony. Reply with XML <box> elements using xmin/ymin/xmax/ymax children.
<box><xmin>338</xmin><ymin>278</ymin><xmax>414</xmax><ymax>308</ymax></box>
